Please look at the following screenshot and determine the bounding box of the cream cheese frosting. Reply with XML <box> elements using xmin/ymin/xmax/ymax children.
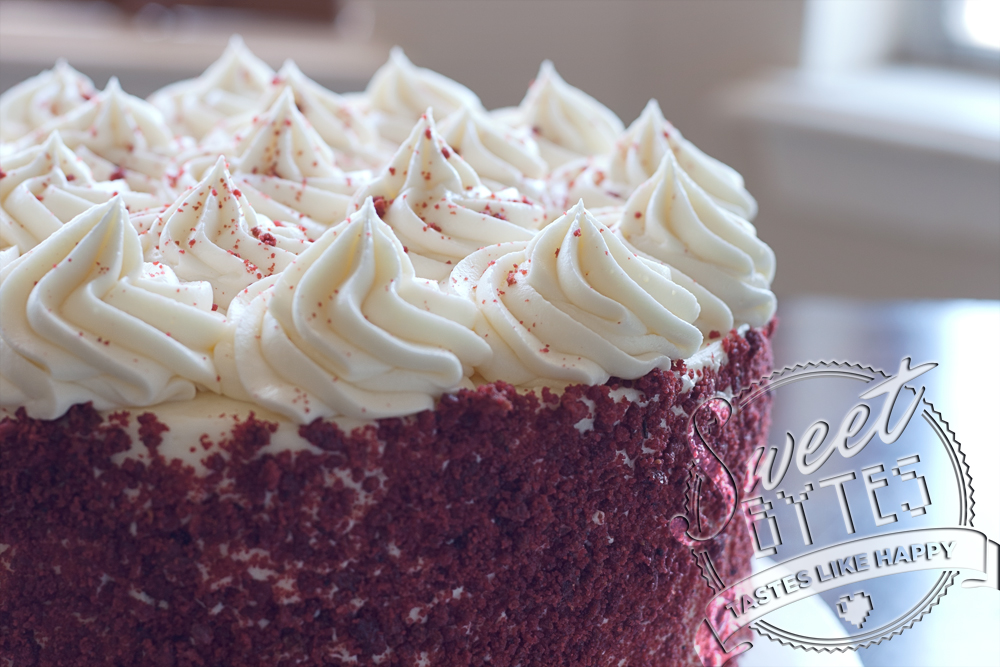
<box><xmin>617</xmin><ymin>153</ymin><xmax>776</xmax><ymax>327</ymax></box>
<box><xmin>351</xmin><ymin>111</ymin><xmax>547</xmax><ymax>281</ymax></box>
<box><xmin>497</xmin><ymin>61</ymin><xmax>624</xmax><ymax>170</ymax></box>
<box><xmin>1</xmin><ymin>131</ymin><xmax>160</xmax><ymax>252</ymax></box>
<box><xmin>549</xmin><ymin>100</ymin><xmax>761</xmax><ymax>222</ymax></box>
<box><xmin>0</xmin><ymin>197</ymin><xmax>227</xmax><ymax>420</ymax></box>
<box><xmin>226</xmin><ymin>89</ymin><xmax>366</xmax><ymax>237</ymax></box>
<box><xmin>610</xmin><ymin>99</ymin><xmax>757</xmax><ymax>220</ymax></box>
<box><xmin>148</xmin><ymin>35</ymin><xmax>275</xmax><ymax>140</ymax></box>
<box><xmin>1</xmin><ymin>43</ymin><xmax>777</xmax><ymax>427</ymax></box>
<box><xmin>549</xmin><ymin>156</ymin><xmax>626</xmax><ymax>217</ymax></box>
<box><xmin>0</xmin><ymin>245</ymin><xmax>19</xmax><ymax>271</ymax></box>
<box><xmin>252</xmin><ymin>60</ymin><xmax>384</xmax><ymax>169</ymax></box>
<box><xmin>0</xmin><ymin>60</ymin><xmax>97</xmax><ymax>145</ymax></box>
<box><xmin>438</xmin><ymin>104</ymin><xmax>548</xmax><ymax>191</ymax></box>
<box><xmin>449</xmin><ymin>200</ymin><xmax>703</xmax><ymax>388</ymax></box>
<box><xmin>215</xmin><ymin>197</ymin><xmax>491</xmax><ymax>422</ymax></box>
<box><xmin>365</xmin><ymin>47</ymin><xmax>482</xmax><ymax>144</ymax></box>
<box><xmin>142</xmin><ymin>156</ymin><xmax>311</xmax><ymax>308</ymax></box>
<box><xmin>12</xmin><ymin>77</ymin><xmax>179</xmax><ymax>183</ymax></box>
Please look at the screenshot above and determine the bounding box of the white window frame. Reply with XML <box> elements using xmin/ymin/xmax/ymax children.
<box><xmin>897</xmin><ymin>0</ymin><xmax>1000</xmax><ymax>73</ymax></box>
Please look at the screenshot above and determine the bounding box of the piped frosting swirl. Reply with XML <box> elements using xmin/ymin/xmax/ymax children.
<box><xmin>0</xmin><ymin>60</ymin><xmax>97</xmax><ymax>144</ymax></box>
<box><xmin>219</xmin><ymin>196</ymin><xmax>491</xmax><ymax>421</ymax></box>
<box><xmin>498</xmin><ymin>61</ymin><xmax>623</xmax><ymax>169</ymax></box>
<box><xmin>450</xmin><ymin>200</ymin><xmax>703</xmax><ymax>388</ymax></box>
<box><xmin>148</xmin><ymin>35</ymin><xmax>275</xmax><ymax>140</ymax></box>
<box><xmin>610</xmin><ymin>99</ymin><xmax>757</xmax><ymax>219</ymax></box>
<box><xmin>617</xmin><ymin>153</ymin><xmax>775</xmax><ymax>327</ymax></box>
<box><xmin>0</xmin><ymin>197</ymin><xmax>226</xmax><ymax>419</ymax></box>
<box><xmin>143</xmin><ymin>156</ymin><xmax>311</xmax><ymax>308</ymax></box>
<box><xmin>227</xmin><ymin>89</ymin><xmax>366</xmax><ymax>235</ymax></box>
<box><xmin>254</xmin><ymin>60</ymin><xmax>384</xmax><ymax>168</ymax></box>
<box><xmin>14</xmin><ymin>78</ymin><xmax>178</xmax><ymax>182</ymax></box>
<box><xmin>351</xmin><ymin>112</ymin><xmax>546</xmax><ymax>281</ymax></box>
<box><xmin>438</xmin><ymin>105</ymin><xmax>548</xmax><ymax>190</ymax></box>
<box><xmin>1</xmin><ymin>131</ymin><xmax>160</xmax><ymax>251</ymax></box>
<box><xmin>365</xmin><ymin>47</ymin><xmax>482</xmax><ymax>144</ymax></box>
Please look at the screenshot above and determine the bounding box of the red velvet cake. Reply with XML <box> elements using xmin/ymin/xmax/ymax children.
<box><xmin>2</xmin><ymin>329</ymin><xmax>772</xmax><ymax>667</ymax></box>
<box><xmin>1</xmin><ymin>43</ymin><xmax>776</xmax><ymax>667</ymax></box>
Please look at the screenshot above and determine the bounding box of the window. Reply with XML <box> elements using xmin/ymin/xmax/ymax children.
<box><xmin>900</xmin><ymin>0</ymin><xmax>1000</xmax><ymax>72</ymax></box>
<box><xmin>945</xmin><ymin>0</ymin><xmax>1000</xmax><ymax>52</ymax></box>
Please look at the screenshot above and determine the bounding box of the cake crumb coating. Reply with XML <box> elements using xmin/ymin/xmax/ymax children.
<box><xmin>1</xmin><ymin>326</ymin><xmax>771</xmax><ymax>667</ymax></box>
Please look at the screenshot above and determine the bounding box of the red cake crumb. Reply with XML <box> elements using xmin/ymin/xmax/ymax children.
<box><xmin>0</xmin><ymin>328</ymin><xmax>772</xmax><ymax>667</ymax></box>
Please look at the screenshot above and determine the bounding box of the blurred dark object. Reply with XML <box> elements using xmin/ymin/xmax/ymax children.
<box><xmin>100</xmin><ymin>0</ymin><xmax>337</xmax><ymax>22</ymax></box>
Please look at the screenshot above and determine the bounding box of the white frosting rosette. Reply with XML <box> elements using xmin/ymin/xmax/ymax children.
<box><xmin>224</xmin><ymin>89</ymin><xmax>367</xmax><ymax>235</ymax></box>
<box><xmin>216</xmin><ymin>196</ymin><xmax>491</xmax><ymax>422</ymax></box>
<box><xmin>1</xmin><ymin>131</ymin><xmax>160</xmax><ymax>251</ymax></box>
<box><xmin>439</xmin><ymin>104</ymin><xmax>550</xmax><ymax>204</ymax></box>
<box><xmin>351</xmin><ymin>111</ymin><xmax>547</xmax><ymax>281</ymax></box>
<box><xmin>148</xmin><ymin>35</ymin><xmax>275</xmax><ymax>140</ymax></box>
<box><xmin>0</xmin><ymin>197</ymin><xmax>227</xmax><ymax>419</ymax></box>
<box><xmin>610</xmin><ymin>99</ymin><xmax>757</xmax><ymax>220</ymax></box>
<box><xmin>617</xmin><ymin>152</ymin><xmax>775</xmax><ymax>328</ymax></box>
<box><xmin>439</xmin><ymin>104</ymin><xmax>547</xmax><ymax>187</ymax></box>
<box><xmin>548</xmin><ymin>156</ymin><xmax>627</xmax><ymax>224</ymax></box>
<box><xmin>495</xmin><ymin>60</ymin><xmax>623</xmax><ymax>170</ymax></box>
<box><xmin>0</xmin><ymin>60</ymin><xmax>97</xmax><ymax>144</ymax></box>
<box><xmin>551</xmin><ymin>99</ymin><xmax>759</xmax><ymax>224</ymax></box>
<box><xmin>248</xmin><ymin>60</ymin><xmax>386</xmax><ymax>169</ymax></box>
<box><xmin>142</xmin><ymin>156</ymin><xmax>311</xmax><ymax>308</ymax></box>
<box><xmin>365</xmin><ymin>47</ymin><xmax>482</xmax><ymax>144</ymax></box>
<box><xmin>449</xmin><ymin>199</ymin><xmax>703</xmax><ymax>388</ymax></box>
<box><xmin>11</xmin><ymin>78</ymin><xmax>181</xmax><ymax>188</ymax></box>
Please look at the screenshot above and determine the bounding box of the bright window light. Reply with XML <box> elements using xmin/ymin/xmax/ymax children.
<box><xmin>948</xmin><ymin>0</ymin><xmax>1000</xmax><ymax>51</ymax></box>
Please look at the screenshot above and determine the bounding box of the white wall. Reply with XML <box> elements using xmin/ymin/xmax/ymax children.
<box><xmin>357</xmin><ymin>0</ymin><xmax>805</xmax><ymax>160</ymax></box>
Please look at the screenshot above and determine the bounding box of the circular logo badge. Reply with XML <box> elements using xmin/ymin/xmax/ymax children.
<box><xmin>741</xmin><ymin>360</ymin><xmax>973</xmax><ymax>650</ymax></box>
<box><xmin>692</xmin><ymin>358</ymin><xmax>997</xmax><ymax>664</ymax></box>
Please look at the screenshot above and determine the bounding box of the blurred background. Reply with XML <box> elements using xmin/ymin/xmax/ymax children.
<box><xmin>1</xmin><ymin>0</ymin><xmax>997</xmax><ymax>302</ymax></box>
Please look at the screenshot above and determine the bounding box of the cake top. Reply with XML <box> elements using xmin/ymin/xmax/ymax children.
<box><xmin>0</xmin><ymin>39</ymin><xmax>776</xmax><ymax>423</ymax></box>
<box><xmin>350</xmin><ymin>110</ymin><xmax>547</xmax><ymax>281</ymax></box>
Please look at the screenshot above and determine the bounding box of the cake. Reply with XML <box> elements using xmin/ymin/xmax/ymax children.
<box><xmin>0</xmin><ymin>44</ymin><xmax>775</xmax><ymax>667</ymax></box>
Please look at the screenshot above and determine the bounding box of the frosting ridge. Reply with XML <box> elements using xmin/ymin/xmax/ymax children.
<box><xmin>617</xmin><ymin>153</ymin><xmax>775</xmax><ymax>327</ymax></box>
<box><xmin>148</xmin><ymin>35</ymin><xmax>275</xmax><ymax>140</ymax></box>
<box><xmin>0</xmin><ymin>197</ymin><xmax>226</xmax><ymax>419</ymax></box>
<box><xmin>365</xmin><ymin>47</ymin><xmax>482</xmax><ymax>144</ymax></box>
<box><xmin>450</xmin><ymin>199</ymin><xmax>702</xmax><ymax>387</ymax></box>
<box><xmin>351</xmin><ymin>111</ymin><xmax>546</xmax><ymax>281</ymax></box>
<box><xmin>221</xmin><ymin>196</ymin><xmax>491</xmax><ymax>421</ymax></box>
<box><xmin>143</xmin><ymin>156</ymin><xmax>311</xmax><ymax>308</ymax></box>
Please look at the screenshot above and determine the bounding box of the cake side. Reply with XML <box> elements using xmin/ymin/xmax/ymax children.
<box><xmin>0</xmin><ymin>326</ymin><xmax>771</xmax><ymax>667</ymax></box>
